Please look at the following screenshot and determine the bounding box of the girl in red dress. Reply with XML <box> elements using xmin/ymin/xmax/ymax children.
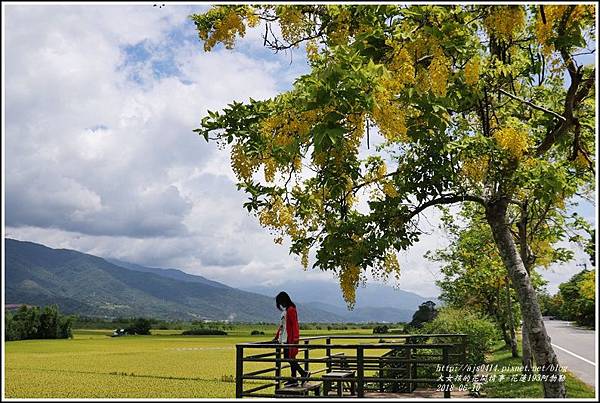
<box><xmin>274</xmin><ymin>291</ymin><xmax>310</xmax><ymax>386</ymax></box>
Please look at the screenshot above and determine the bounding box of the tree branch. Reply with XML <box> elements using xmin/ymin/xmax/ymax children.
<box><xmin>407</xmin><ymin>194</ymin><xmax>485</xmax><ymax>220</ymax></box>
<box><xmin>498</xmin><ymin>88</ymin><xmax>566</xmax><ymax>122</ymax></box>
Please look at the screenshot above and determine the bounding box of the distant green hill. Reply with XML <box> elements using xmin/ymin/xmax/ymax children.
<box><xmin>4</xmin><ymin>238</ymin><xmax>346</xmax><ymax>322</ymax></box>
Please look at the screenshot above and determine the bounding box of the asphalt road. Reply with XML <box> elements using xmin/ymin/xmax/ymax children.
<box><xmin>544</xmin><ymin>319</ymin><xmax>596</xmax><ymax>389</ymax></box>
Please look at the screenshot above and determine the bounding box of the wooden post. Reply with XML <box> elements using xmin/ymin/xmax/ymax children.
<box><xmin>304</xmin><ymin>339</ymin><xmax>310</xmax><ymax>373</ymax></box>
<box><xmin>275</xmin><ymin>346</ymin><xmax>282</xmax><ymax>390</ymax></box>
<box><xmin>409</xmin><ymin>338</ymin><xmax>417</xmax><ymax>392</ymax></box>
<box><xmin>326</xmin><ymin>337</ymin><xmax>331</xmax><ymax>373</ymax></box>
<box><xmin>462</xmin><ymin>335</ymin><xmax>467</xmax><ymax>364</ymax></box>
<box><xmin>407</xmin><ymin>345</ymin><xmax>413</xmax><ymax>392</ymax></box>
<box><xmin>378</xmin><ymin>359</ymin><xmax>384</xmax><ymax>393</ymax></box>
<box><xmin>235</xmin><ymin>345</ymin><xmax>243</xmax><ymax>398</ymax></box>
<box><xmin>442</xmin><ymin>346</ymin><xmax>451</xmax><ymax>398</ymax></box>
<box><xmin>357</xmin><ymin>346</ymin><xmax>364</xmax><ymax>398</ymax></box>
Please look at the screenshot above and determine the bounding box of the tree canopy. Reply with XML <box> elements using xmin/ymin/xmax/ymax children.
<box><xmin>192</xmin><ymin>5</ymin><xmax>595</xmax><ymax>308</ymax></box>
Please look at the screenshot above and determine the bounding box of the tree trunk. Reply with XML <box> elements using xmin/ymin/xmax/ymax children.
<box><xmin>499</xmin><ymin>321</ymin><xmax>511</xmax><ymax>347</ymax></box>
<box><xmin>522</xmin><ymin>323</ymin><xmax>534</xmax><ymax>376</ymax></box>
<box><xmin>486</xmin><ymin>198</ymin><xmax>565</xmax><ymax>398</ymax></box>
<box><xmin>517</xmin><ymin>202</ymin><xmax>535</xmax><ymax>375</ymax></box>
<box><xmin>505</xmin><ymin>280</ymin><xmax>519</xmax><ymax>358</ymax></box>
<box><xmin>496</xmin><ymin>285</ymin><xmax>512</xmax><ymax>347</ymax></box>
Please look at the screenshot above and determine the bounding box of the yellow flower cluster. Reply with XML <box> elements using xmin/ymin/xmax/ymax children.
<box><xmin>534</xmin><ymin>5</ymin><xmax>595</xmax><ymax>56</ymax></box>
<box><xmin>386</xmin><ymin>41</ymin><xmax>416</xmax><ymax>88</ymax></box>
<box><xmin>339</xmin><ymin>264</ymin><xmax>361</xmax><ymax>307</ymax></box>
<box><xmin>277</xmin><ymin>6</ymin><xmax>306</xmax><ymax>44</ymax></box>
<box><xmin>383</xmin><ymin>181</ymin><xmax>398</xmax><ymax>198</ymax></box>
<box><xmin>382</xmin><ymin>251</ymin><xmax>400</xmax><ymax>279</ymax></box>
<box><xmin>258</xmin><ymin>195</ymin><xmax>298</xmax><ymax>238</ymax></box>
<box><xmin>493</xmin><ymin>127</ymin><xmax>529</xmax><ymax>159</ymax></box>
<box><xmin>231</xmin><ymin>143</ymin><xmax>257</xmax><ymax>181</ymax></box>
<box><xmin>301</xmin><ymin>247</ymin><xmax>309</xmax><ymax>269</ymax></box>
<box><xmin>261</xmin><ymin>108</ymin><xmax>320</xmax><ymax>145</ymax></box>
<box><xmin>245</xmin><ymin>7</ymin><xmax>260</xmax><ymax>28</ymax></box>
<box><xmin>292</xmin><ymin>155</ymin><xmax>302</xmax><ymax>172</ymax></box>
<box><xmin>460</xmin><ymin>156</ymin><xmax>489</xmax><ymax>183</ymax></box>
<box><xmin>328</xmin><ymin>8</ymin><xmax>352</xmax><ymax>45</ymax></box>
<box><xmin>415</xmin><ymin>67</ymin><xmax>431</xmax><ymax>93</ymax></box>
<box><xmin>201</xmin><ymin>10</ymin><xmax>246</xmax><ymax>51</ymax></box>
<box><xmin>464</xmin><ymin>56</ymin><xmax>480</xmax><ymax>86</ymax></box>
<box><xmin>346</xmin><ymin>112</ymin><xmax>366</xmax><ymax>151</ymax></box>
<box><xmin>372</xmin><ymin>85</ymin><xmax>408</xmax><ymax>142</ymax></box>
<box><xmin>483</xmin><ymin>6</ymin><xmax>525</xmax><ymax>43</ymax></box>
<box><xmin>264</xmin><ymin>158</ymin><xmax>276</xmax><ymax>182</ymax></box>
<box><xmin>535</xmin><ymin>5</ymin><xmax>566</xmax><ymax>56</ymax></box>
<box><xmin>429</xmin><ymin>48</ymin><xmax>450</xmax><ymax>97</ymax></box>
<box><xmin>259</xmin><ymin>108</ymin><xmax>321</xmax><ymax>178</ymax></box>
<box><xmin>305</xmin><ymin>39</ymin><xmax>319</xmax><ymax>63</ymax></box>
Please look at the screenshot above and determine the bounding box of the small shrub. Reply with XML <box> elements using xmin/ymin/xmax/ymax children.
<box><xmin>182</xmin><ymin>328</ymin><xmax>227</xmax><ymax>335</ymax></box>
<box><xmin>373</xmin><ymin>325</ymin><xmax>389</xmax><ymax>334</ymax></box>
<box><xmin>250</xmin><ymin>330</ymin><xmax>265</xmax><ymax>336</ymax></box>
<box><xmin>418</xmin><ymin>307</ymin><xmax>499</xmax><ymax>364</ymax></box>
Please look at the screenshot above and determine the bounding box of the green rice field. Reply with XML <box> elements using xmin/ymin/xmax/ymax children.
<box><xmin>5</xmin><ymin>327</ymin><xmax>374</xmax><ymax>398</ymax></box>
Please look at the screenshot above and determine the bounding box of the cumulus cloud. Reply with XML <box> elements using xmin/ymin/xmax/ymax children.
<box><xmin>3</xmin><ymin>4</ymin><xmax>592</xmax><ymax>300</ymax></box>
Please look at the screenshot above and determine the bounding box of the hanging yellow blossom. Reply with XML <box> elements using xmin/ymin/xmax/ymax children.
<box><xmin>534</xmin><ymin>5</ymin><xmax>566</xmax><ymax>56</ymax></box>
<box><xmin>264</xmin><ymin>158</ymin><xmax>276</xmax><ymax>182</ymax></box>
<box><xmin>328</xmin><ymin>8</ymin><xmax>352</xmax><ymax>45</ymax></box>
<box><xmin>372</xmin><ymin>83</ymin><xmax>408</xmax><ymax>142</ymax></box>
<box><xmin>346</xmin><ymin>112</ymin><xmax>366</xmax><ymax>150</ymax></box>
<box><xmin>301</xmin><ymin>247</ymin><xmax>309</xmax><ymax>269</ymax></box>
<box><xmin>231</xmin><ymin>142</ymin><xmax>257</xmax><ymax>180</ymax></box>
<box><xmin>386</xmin><ymin>40</ymin><xmax>416</xmax><ymax>87</ymax></box>
<box><xmin>429</xmin><ymin>48</ymin><xmax>450</xmax><ymax>97</ymax></box>
<box><xmin>483</xmin><ymin>6</ymin><xmax>525</xmax><ymax>43</ymax></box>
<box><xmin>203</xmin><ymin>10</ymin><xmax>246</xmax><ymax>51</ymax></box>
<box><xmin>461</xmin><ymin>156</ymin><xmax>489</xmax><ymax>183</ymax></box>
<box><xmin>464</xmin><ymin>56</ymin><xmax>480</xmax><ymax>86</ymax></box>
<box><xmin>277</xmin><ymin>6</ymin><xmax>306</xmax><ymax>44</ymax></box>
<box><xmin>306</xmin><ymin>39</ymin><xmax>319</xmax><ymax>63</ymax></box>
<box><xmin>494</xmin><ymin>126</ymin><xmax>530</xmax><ymax>159</ymax></box>
<box><xmin>533</xmin><ymin>5</ymin><xmax>594</xmax><ymax>56</ymax></box>
<box><xmin>383</xmin><ymin>181</ymin><xmax>399</xmax><ymax>198</ymax></box>
<box><xmin>339</xmin><ymin>264</ymin><xmax>361</xmax><ymax>307</ymax></box>
<box><xmin>382</xmin><ymin>251</ymin><xmax>400</xmax><ymax>279</ymax></box>
<box><xmin>415</xmin><ymin>67</ymin><xmax>431</xmax><ymax>94</ymax></box>
<box><xmin>245</xmin><ymin>7</ymin><xmax>260</xmax><ymax>28</ymax></box>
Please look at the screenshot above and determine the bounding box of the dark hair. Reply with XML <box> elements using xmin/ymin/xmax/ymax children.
<box><xmin>275</xmin><ymin>291</ymin><xmax>296</xmax><ymax>311</ymax></box>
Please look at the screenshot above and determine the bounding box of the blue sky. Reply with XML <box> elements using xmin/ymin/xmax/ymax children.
<box><xmin>2</xmin><ymin>4</ymin><xmax>596</xmax><ymax>299</ymax></box>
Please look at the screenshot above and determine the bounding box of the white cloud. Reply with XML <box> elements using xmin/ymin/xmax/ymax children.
<box><xmin>3</xmin><ymin>4</ymin><xmax>591</xmax><ymax>303</ymax></box>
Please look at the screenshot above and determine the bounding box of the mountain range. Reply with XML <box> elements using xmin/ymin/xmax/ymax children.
<box><xmin>5</xmin><ymin>238</ymin><xmax>438</xmax><ymax>323</ymax></box>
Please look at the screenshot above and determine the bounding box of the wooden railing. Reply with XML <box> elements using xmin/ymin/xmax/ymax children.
<box><xmin>235</xmin><ymin>334</ymin><xmax>468</xmax><ymax>398</ymax></box>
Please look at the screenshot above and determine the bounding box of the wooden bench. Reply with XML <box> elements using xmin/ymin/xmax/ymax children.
<box><xmin>322</xmin><ymin>370</ymin><xmax>356</xmax><ymax>397</ymax></box>
<box><xmin>274</xmin><ymin>381</ymin><xmax>323</xmax><ymax>397</ymax></box>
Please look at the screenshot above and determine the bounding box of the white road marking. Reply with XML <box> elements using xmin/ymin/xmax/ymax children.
<box><xmin>551</xmin><ymin>343</ymin><xmax>596</xmax><ymax>367</ymax></box>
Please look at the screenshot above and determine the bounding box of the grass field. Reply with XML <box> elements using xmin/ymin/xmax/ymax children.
<box><xmin>4</xmin><ymin>326</ymin><xmax>374</xmax><ymax>398</ymax></box>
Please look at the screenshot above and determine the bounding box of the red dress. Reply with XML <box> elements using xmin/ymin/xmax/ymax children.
<box><xmin>275</xmin><ymin>306</ymin><xmax>300</xmax><ymax>358</ymax></box>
